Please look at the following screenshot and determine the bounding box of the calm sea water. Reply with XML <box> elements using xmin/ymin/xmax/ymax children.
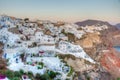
<box><xmin>114</xmin><ymin>46</ymin><xmax>120</xmax><ymax>52</ymax></box>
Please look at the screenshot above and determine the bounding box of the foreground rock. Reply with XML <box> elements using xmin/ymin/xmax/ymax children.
<box><xmin>0</xmin><ymin>42</ymin><xmax>6</xmax><ymax>70</ymax></box>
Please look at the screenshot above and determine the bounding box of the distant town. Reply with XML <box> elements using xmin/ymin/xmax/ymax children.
<box><xmin>0</xmin><ymin>15</ymin><xmax>120</xmax><ymax>80</ymax></box>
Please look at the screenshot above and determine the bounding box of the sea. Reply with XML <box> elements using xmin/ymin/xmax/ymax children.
<box><xmin>114</xmin><ymin>46</ymin><xmax>120</xmax><ymax>52</ymax></box>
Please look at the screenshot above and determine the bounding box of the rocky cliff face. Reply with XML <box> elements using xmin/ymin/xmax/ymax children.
<box><xmin>75</xmin><ymin>33</ymin><xmax>101</xmax><ymax>48</ymax></box>
<box><xmin>100</xmin><ymin>26</ymin><xmax>120</xmax><ymax>47</ymax></box>
<box><xmin>75</xmin><ymin>32</ymin><xmax>103</xmax><ymax>62</ymax></box>
<box><xmin>101</xmin><ymin>49</ymin><xmax>120</xmax><ymax>78</ymax></box>
<box><xmin>75</xmin><ymin>20</ymin><xmax>120</xmax><ymax>79</ymax></box>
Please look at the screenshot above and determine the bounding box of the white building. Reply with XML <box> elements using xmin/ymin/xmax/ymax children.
<box><xmin>58</xmin><ymin>41</ymin><xmax>95</xmax><ymax>63</ymax></box>
<box><xmin>19</xmin><ymin>26</ymin><xmax>36</xmax><ymax>36</ymax></box>
<box><xmin>35</xmin><ymin>31</ymin><xmax>55</xmax><ymax>44</ymax></box>
<box><xmin>59</xmin><ymin>33</ymin><xmax>68</xmax><ymax>41</ymax></box>
<box><xmin>0</xmin><ymin>28</ymin><xmax>20</xmax><ymax>46</ymax></box>
<box><xmin>3</xmin><ymin>48</ymin><xmax>20</xmax><ymax>63</ymax></box>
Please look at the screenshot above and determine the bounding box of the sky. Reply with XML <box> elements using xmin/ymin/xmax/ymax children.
<box><xmin>0</xmin><ymin>0</ymin><xmax>120</xmax><ymax>24</ymax></box>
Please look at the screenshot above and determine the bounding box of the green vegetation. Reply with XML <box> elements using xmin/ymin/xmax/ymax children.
<box><xmin>35</xmin><ymin>73</ymin><xmax>51</xmax><ymax>80</ymax></box>
<box><xmin>19</xmin><ymin>69</ymin><xmax>24</xmax><ymax>74</ymax></box>
<box><xmin>37</xmin><ymin>65</ymin><xmax>42</xmax><ymax>69</ymax></box>
<box><xmin>32</xmin><ymin>53</ymin><xmax>36</xmax><ymax>57</ymax></box>
<box><xmin>86</xmin><ymin>77</ymin><xmax>90</xmax><ymax>80</ymax></box>
<box><xmin>0</xmin><ymin>70</ymin><xmax>22</xmax><ymax>79</ymax></box>
<box><xmin>35</xmin><ymin>73</ymin><xmax>41</xmax><ymax>79</ymax></box>
<box><xmin>67</xmin><ymin>67</ymin><xmax>74</xmax><ymax>77</ymax></box>
<box><xmin>11</xmin><ymin>77</ymin><xmax>20</xmax><ymax>80</ymax></box>
<box><xmin>14</xmin><ymin>71</ymin><xmax>22</xmax><ymax>78</ymax></box>
<box><xmin>48</xmin><ymin>70</ymin><xmax>57</xmax><ymax>79</ymax></box>
<box><xmin>0</xmin><ymin>69</ymin><xmax>61</xmax><ymax>80</ymax></box>
<box><xmin>41</xmin><ymin>73</ymin><xmax>51</xmax><ymax>80</ymax></box>
<box><xmin>66</xmin><ymin>78</ymin><xmax>70</xmax><ymax>80</ymax></box>
<box><xmin>5</xmin><ymin>70</ymin><xmax>14</xmax><ymax>78</ymax></box>
<box><xmin>27</xmin><ymin>71</ymin><xmax>33</xmax><ymax>79</ymax></box>
<box><xmin>37</xmin><ymin>62</ymin><xmax>44</xmax><ymax>69</ymax></box>
<box><xmin>35</xmin><ymin>70</ymin><xmax>59</xmax><ymax>80</ymax></box>
<box><xmin>38</xmin><ymin>62</ymin><xmax>44</xmax><ymax>66</ymax></box>
<box><xmin>117</xmin><ymin>78</ymin><xmax>120</xmax><ymax>80</ymax></box>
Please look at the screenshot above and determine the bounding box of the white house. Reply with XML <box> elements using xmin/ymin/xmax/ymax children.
<box><xmin>58</xmin><ymin>41</ymin><xmax>68</xmax><ymax>52</ymax></box>
<box><xmin>35</xmin><ymin>31</ymin><xmax>55</xmax><ymax>44</ymax></box>
<box><xmin>21</xmin><ymin>41</ymin><xmax>33</xmax><ymax>47</ymax></box>
<box><xmin>3</xmin><ymin>48</ymin><xmax>20</xmax><ymax>63</ymax></box>
<box><xmin>6</xmin><ymin>33</ymin><xmax>20</xmax><ymax>47</ymax></box>
<box><xmin>35</xmin><ymin>31</ymin><xmax>44</xmax><ymax>42</ymax></box>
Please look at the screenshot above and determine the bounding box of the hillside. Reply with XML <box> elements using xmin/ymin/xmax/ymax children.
<box><xmin>75</xmin><ymin>19</ymin><xmax>113</xmax><ymax>27</ymax></box>
<box><xmin>0</xmin><ymin>15</ymin><xmax>120</xmax><ymax>80</ymax></box>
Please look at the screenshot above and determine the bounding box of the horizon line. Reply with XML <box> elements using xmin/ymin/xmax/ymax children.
<box><xmin>0</xmin><ymin>14</ymin><xmax>119</xmax><ymax>25</ymax></box>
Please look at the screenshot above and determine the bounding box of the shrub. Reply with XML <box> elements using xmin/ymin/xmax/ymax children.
<box><xmin>117</xmin><ymin>78</ymin><xmax>120</xmax><ymax>80</ymax></box>
<box><xmin>38</xmin><ymin>62</ymin><xmax>44</xmax><ymax>67</ymax></box>
<box><xmin>35</xmin><ymin>73</ymin><xmax>41</xmax><ymax>79</ymax></box>
<box><xmin>19</xmin><ymin>69</ymin><xmax>24</xmax><ymax>75</ymax></box>
<box><xmin>10</xmin><ymin>77</ymin><xmax>20</xmax><ymax>80</ymax></box>
<box><xmin>37</xmin><ymin>66</ymin><xmax>42</xmax><ymax>69</ymax></box>
<box><xmin>67</xmin><ymin>67</ymin><xmax>74</xmax><ymax>77</ymax></box>
<box><xmin>27</xmin><ymin>71</ymin><xmax>33</xmax><ymax>78</ymax></box>
<box><xmin>86</xmin><ymin>77</ymin><xmax>90</xmax><ymax>80</ymax></box>
<box><xmin>40</xmin><ymin>73</ymin><xmax>51</xmax><ymax>80</ymax></box>
<box><xmin>66</xmin><ymin>78</ymin><xmax>70</xmax><ymax>80</ymax></box>
<box><xmin>48</xmin><ymin>71</ymin><xmax>57</xmax><ymax>79</ymax></box>
<box><xmin>14</xmin><ymin>71</ymin><xmax>22</xmax><ymax>77</ymax></box>
<box><xmin>5</xmin><ymin>70</ymin><xmax>14</xmax><ymax>78</ymax></box>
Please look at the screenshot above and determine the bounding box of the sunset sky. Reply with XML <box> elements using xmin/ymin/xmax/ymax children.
<box><xmin>0</xmin><ymin>0</ymin><xmax>120</xmax><ymax>24</ymax></box>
